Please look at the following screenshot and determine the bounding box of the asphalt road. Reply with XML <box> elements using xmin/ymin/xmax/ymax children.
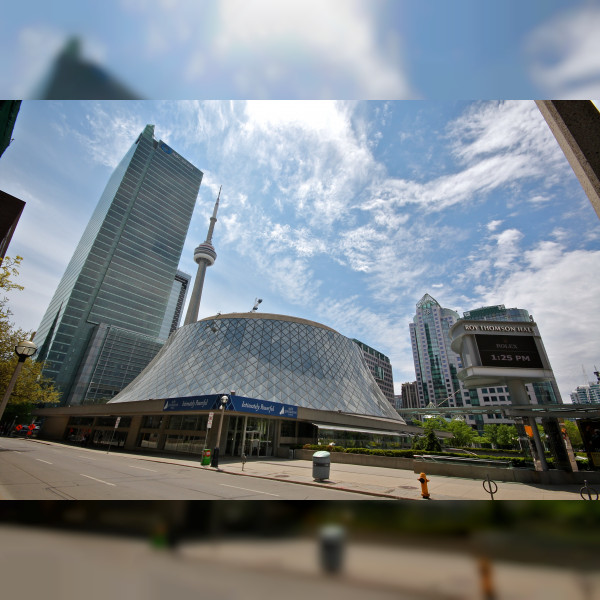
<box><xmin>0</xmin><ymin>437</ymin><xmax>372</xmax><ymax>500</ymax></box>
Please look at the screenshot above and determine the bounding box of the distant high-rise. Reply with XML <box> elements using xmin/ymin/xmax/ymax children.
<box><xmin>352</xmin><ymin>339</ymin><xmax>395</xmax><ymax>404</ymax></box>
<box><xmin>409</xmin><ymin>293</ymin><xmax>465</xmax><ymax>409</ymax></box>
<box><xmin>409</xmin><ymin>295</ymin><xmax>560</xmax><ymax>430</ymax></box>
<box><xmin>36</xmin><ymin>124</ymin><xmax>202</xmax><ymax>404</ymax></box>
<box><xmin>400</xmin><ymin>381</ymin><xmax>419</xmax><ymax>410</ymax></box>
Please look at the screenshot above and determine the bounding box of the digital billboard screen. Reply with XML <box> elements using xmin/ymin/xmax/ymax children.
<box><xmin>474</xmin><ymin>334</ymin><xmax>544</xmax><ymax>369</ymax></box>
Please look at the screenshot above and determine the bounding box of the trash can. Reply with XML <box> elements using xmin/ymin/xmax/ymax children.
<box><xmin>312</xmin><ymin>450</ymin><xmax>331</xmax><ymax>480</ymax></box>
<box><xmin>319</xmin><ymin>525</ymin><xmax>346</xmax><ymax>573</ymax></box>
<box><xmin>201</xmin><ymin>449</ymin><xmax>212</xmax><ymax>466</ymax></box>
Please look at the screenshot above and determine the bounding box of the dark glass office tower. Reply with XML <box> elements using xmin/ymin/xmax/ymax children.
<box><xmin>36</xmin><ymin>124</ymin><xmax>202</xmax><ymax>405</ymax></box>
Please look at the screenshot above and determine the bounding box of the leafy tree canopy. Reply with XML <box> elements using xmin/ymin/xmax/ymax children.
<box><xmin>561</xmin><ymin>419</ymin><xmax>583</xmax><ymax>449</ymax></box>
<box><xmin>1</xmin><ymin>256</ymin><xmax>60</xmax><ymax>425</ymax></box>
<box><xmin>446</xmin><ymin>418</ymin><xmax>476</xmax><ymax>447</ymax></box>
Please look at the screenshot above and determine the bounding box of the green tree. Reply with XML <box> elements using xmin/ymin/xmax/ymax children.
<box><xmin>496</xmin><ymin>424</ymin><xmax>519</xmax><ymax>449</ymax></box>
<box><xmin>0</xmin><ymin>256</ymin><xmax>24</xmax><ymax>320</ymax></box>
<box><xmin>423</xmin><ymin>416</ymin><xmax>449</xmax><ymax>432</ymax></box>
<box><xmin>446</xmin><ymin>418</ymin><xmax>476</xmax><ymax>447</ymax></box>
<box><xmin>484</xmin><ymin>424</ymin><xmax>501</xmax><ymax>449</ymax></box>
<box><xmin>412</xmin><ymin>429</ymin><xmax>442</xmax><ymax>452</ymax></box>
<box><xmin>1</xmin><ymin>256</ymin><xmax>60</xmax><ymax>427</ymax></box>
<box><xmin>561</xmin><ymin>420</ymin><xmax>583</xmax><ymax>449</ymax></box>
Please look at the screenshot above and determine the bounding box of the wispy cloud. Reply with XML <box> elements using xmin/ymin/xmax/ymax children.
<box><xmin>525</xmin><ymin>4</ymin><xmax>600</xmax><ymax>97</ymax></box>
<box><xmin>476</xmin><ymin>244</ymin><xmax>600</xmax><ymax>400</ymax></box>
<box><xmin>4</xmin><ymin>99</ymin><xmax>599</xmax><ymax>400</ymax></box>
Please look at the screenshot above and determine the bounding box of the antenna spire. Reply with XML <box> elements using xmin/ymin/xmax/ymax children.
<box><xmin>206</xmin><ymin>186</ymin><xmax>221</xmax><ymax>244</ymax></box>
<box><xmin>183</xmin><ymin>186</ymin><xmax>221</xmax><ymax>326</ymax></box>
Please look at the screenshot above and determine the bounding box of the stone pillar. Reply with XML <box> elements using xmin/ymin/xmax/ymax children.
<box><xmin>536</xmin><ymin>100</ymin><xmax>600</xmax><ymax>219</ymax></box>
<box><xmin>543</xmin><ymin>417</ymin><xmax>577</xmax><ymax>472</ymax></box>
<box><xmin>507</xmin><ymin>380</ymin><xmax>548</xmax><ymax>471</ymax></box>
<box><xmin>124</xmin><ymin>414</ymin><xmax>143</xmax><ymax>450</ymax></box>
<box><xmin>157</xmin><ymin>414</ymin><xmax>169</xmax><ymax>451</ymax></box>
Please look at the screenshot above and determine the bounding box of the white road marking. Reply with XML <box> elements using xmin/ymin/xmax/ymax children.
<box><xmin>220</xmin><ymin>484</ymin><xmax>279</xmax><ymax>497</ymax></box>
<box><xmin>77</xmin><ymin>455</ymin><xmax>96</xmax><ymax>460</ymax></box>
<box><xmin>127</xmin><ymin>465</ymin><xmax>157</xmax><ymax>472</ymax></box>
<box><xmin>35</xmin><ymin>459</ymin><xmax>52</xmax><ymax>464</ymax></box>
<box><xmin>80</xmin><ymin>474</ymin><xmax>116</xmax><ymax>487</ymax></box>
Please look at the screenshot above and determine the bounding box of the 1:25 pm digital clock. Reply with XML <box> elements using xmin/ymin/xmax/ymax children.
<box><xmin>474</xmin><ymin>334</ymin><xmax>544</xmax><ymax>369</ymax></box>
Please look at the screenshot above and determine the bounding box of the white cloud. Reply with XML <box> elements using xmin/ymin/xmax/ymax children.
<box><xmin>529</xmin><ymin>194</ymin><xmax>551</xmax><ymax>204</ymax></box>
<box><xmin>368</xmin><ymin>101</ymin><xmax>572</xmax><ymax>214</ymax></box>
<box><xmin>525</xmin><ymin>4</ymin><xmax>600</xmax><ymax>97</ymax></box>
<box><xmin>476</xmin><ymin>244</ymin><xmax>600</xmax><ymax>401</ymax></box>
<box><xmin>214</xmin><ymin>0</ymin><xmax>413</xmax><ymax>98</ymax></box>
<box><xmin>486</xmin><ymin>220</ymin><xmax>503</xmax><ymax>232</ymax></box>
<box><xmin>263</xmin><ymin>256</ymin><xmax>318</xmax><ymax>306</ymax></box>
<box><xmin>118</xmin><ymin>0</ymin><xmax>414</xmax><ymax>98</ymax></box>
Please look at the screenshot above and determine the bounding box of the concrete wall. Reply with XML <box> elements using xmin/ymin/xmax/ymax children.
<box><xmin>39</xmin><ymin>415</ymin><xmax>70</xmax><ymax>440</ymax></box>
<box><xmin>293</xmin><ymin>448</ymin><xmax>414</xmax><ymax>470</ymax></box>
<box><xmin>293</xmin><ymin>449</ymin><xmax>600</xmax><ymax>485</ymax></box>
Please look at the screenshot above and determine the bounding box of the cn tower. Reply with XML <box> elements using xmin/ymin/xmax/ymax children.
<box><xmin>183</xmin><ymin>186</ymin><xmax>221</xmax><ymax>325</ymax></box>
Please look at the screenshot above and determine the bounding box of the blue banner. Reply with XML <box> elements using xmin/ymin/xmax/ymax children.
<box><xmin>162</xmin><ymin>394</ymin><xmax>298</xmax><ymax>419</ymax></box>
<box><xmin>162</xmin><ymin>395</ymin><xmax>219</xmax><ymax>411</ymax></box>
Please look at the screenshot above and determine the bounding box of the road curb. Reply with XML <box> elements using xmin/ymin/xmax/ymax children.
<box><xmin>215</xmin><ymin>467</ymin><xmax>416</xmax><ymax>500</ymax></box>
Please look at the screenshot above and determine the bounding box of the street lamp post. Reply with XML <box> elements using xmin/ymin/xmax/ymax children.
<box><xmin>210</xmin><ymin>395</ymin><xmax>228</xmax><ymax>469</ymax></box>
<box><xmin>0</xmin><ymin>340</ymin><xmax>38</xmax><ymax>426</ymax></box>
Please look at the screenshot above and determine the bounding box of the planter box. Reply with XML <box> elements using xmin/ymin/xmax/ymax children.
<box><xmin>293</xmin><ymin>448</ymin><xmax>413</xmax><ymax>470</ymax></box>
<box><xmin>292</xmin><ymin>448</ymin><xmax>600</xmax><ymax>485</ymax></box>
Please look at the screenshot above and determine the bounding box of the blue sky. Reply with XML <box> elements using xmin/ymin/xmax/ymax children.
<box><xmin>1</xmin><ymin>1</ymin><xmax>600</xmax><ymax>99</ymax></box>
<box><xmin>1</xmin><ymin>100</ymin><xmax>599</xmax><ymax>402</ymax></box>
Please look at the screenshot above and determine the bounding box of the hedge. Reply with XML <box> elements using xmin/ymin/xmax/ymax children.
<box><xmin>300</xmin><ymin>444</ymin><xmax>553</xmax><ymax>468</ymax></box>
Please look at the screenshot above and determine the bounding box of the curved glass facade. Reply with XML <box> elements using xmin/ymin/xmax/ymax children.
<box><xmin>109</xmin><ymin>313</ymin><xmax>403</xmax><ymax>422</ymax></box>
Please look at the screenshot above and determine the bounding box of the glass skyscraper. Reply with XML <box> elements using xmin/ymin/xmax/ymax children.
<box><xmin>36</xmin><ymin>124</ymin><xmax>202</xmax><ymax>405</ymax></box>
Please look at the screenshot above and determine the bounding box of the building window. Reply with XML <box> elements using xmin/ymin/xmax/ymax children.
<box><xmin>138</xmin><ymin>432</ymin><xmax>159</xmax><ymax>449</ymax></box>
<box><xmin>142</xmin><ymin>415</ymin><xmax>163</xmax><ymax>429</ymax></box>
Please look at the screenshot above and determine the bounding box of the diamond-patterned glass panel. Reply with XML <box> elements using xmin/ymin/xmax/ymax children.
<box><xmin>109</xmin><ymin>315</ymin><xmax>402</xmax><ymax>421</ymax></box>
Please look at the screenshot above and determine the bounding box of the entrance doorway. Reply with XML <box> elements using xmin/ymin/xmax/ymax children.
<box><xmin>225</xmin><ymin>416</ymin><xmax>275</xmax><ymax>457</ymax></box>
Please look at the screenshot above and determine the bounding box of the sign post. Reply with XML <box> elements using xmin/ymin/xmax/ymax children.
<box><xmin>201</xmin><ymin>412</ymin><xmax>214</xmax><ymax>466</ymax></box>
<box><xmin>106</xmin><ymin>417</ymin><xmax>120</xmax><ymax>454</ymax></box>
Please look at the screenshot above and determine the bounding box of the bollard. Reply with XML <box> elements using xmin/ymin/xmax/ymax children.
<box><xmin>478</xmin><ymin>556</ymin><xmax>496</xmax><ymax>600</ymax></box>
<box><xmin>580</xmin><ymin>480</ymin><xmax>599</xmax><ymax>500</ymax></box>
<box><xmin>417</xmin><ymin>472</ymin><xmax>430</xmax><ymax>499</ymax></box>
<box><xmin>483</xmin><ymin>475</ymin><xmax>498</xmax><ymax>500</ymax></box>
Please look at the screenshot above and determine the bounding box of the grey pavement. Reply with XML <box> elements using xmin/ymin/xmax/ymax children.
<box><xmin>1</xmin><ymin>525</ymin><xmax>599</xmax><ymax>600</ymax></box>
<box><xmin>21</xmin><ymin>438</ymin><xmax>587</xmax><ymax>500</ymax></box>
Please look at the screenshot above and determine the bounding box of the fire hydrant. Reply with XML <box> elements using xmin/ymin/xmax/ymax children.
<box><xmin>418</xmin><ymin>472</ymin><xmax>430</xmax><ymax>499</ymax></box>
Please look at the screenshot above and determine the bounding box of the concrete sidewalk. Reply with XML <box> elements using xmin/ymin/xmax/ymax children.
<box><xmin>211</xmin><ymin>456</ymin><xmax>587</xmax><ymax>500</ymax></box>
<box><xmin>26</xmin><ymin>439</ymin><xmax>590</xmax><ymax>499</ymax></box>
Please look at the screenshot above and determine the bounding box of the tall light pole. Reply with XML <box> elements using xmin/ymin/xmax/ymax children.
<box><xmin>0</xmin><ymin>340</ymin><xmax>38</xmax><ymax>425</ymax></box>
<box><xmin>211</xmin><ymin>394</ymin><xmax>228</xmax><ymax>469</ymax></box>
